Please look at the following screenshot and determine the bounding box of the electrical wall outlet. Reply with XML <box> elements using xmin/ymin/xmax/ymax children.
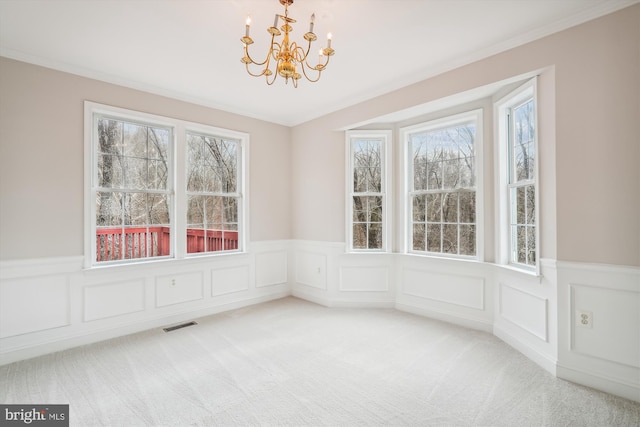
<box><xmin>576</xmin><ymin>310</ymin><xmax>593</xmax><ymax>328</ymax></box>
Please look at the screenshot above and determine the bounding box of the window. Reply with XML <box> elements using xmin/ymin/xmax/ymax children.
<box><xmin>495</xmin><ymin>79</ymin><xmax>538</xmax><ymax>271</ymax></box>
<box><xmin>346</xmin><ymin>131</ymin><xmax>391</xmax><ymax>252</ymax></box>
<box><xmin>186</xmin><ymin>132</ymin><xmax>240</xmax><ymax>254</ymax></box>
<box><xmin>402</xmin><ymin>110</ymin><xmax>483</xmax><ymax>258</ymax></box>
<box><xmin>93</xmin><ymin>116</ymin><xmax>172</xmax><ymax>263</ymax></box>
<box><xmin>85</xmin><ymin>102</ymin><xmax>247</xmax><ymax>267</ymax></box>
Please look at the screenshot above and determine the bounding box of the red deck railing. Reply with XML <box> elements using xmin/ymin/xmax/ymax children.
<box><xmin>96</xmin><ymin>226</ymin><xmax>238</xmax><ymax>262</ymax></box>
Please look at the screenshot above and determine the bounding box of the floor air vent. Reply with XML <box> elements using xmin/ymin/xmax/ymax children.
<box><xmin>163</xmin><ymin>321</ymin><xmax>197</xmax><ymax>332</ymax></box>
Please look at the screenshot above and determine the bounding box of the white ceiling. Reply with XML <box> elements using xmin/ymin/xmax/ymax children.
<box><xmin>0</xmin><ymin>0</ymin><xmax>636</xmax><ymax>126</ymax></box>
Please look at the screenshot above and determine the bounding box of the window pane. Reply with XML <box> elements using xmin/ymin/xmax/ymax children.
<box><xmin>443</xmin><ymin>224</ymin><xmax>458</xmax><ymax>254</ymax></box>
<box><xmin>353</xmin><ymin>223</ymin><xmax>367</xmax><ymax>249</ymax></box>
<box><xmin>148</xmin><ymin>127</ymin><xmax>168</xmax><ymax>160</ymax></box>
<box><xmin>97</xmin><ymin>154</ymin><xmax>123</xmax><ymax>188</ymax></box>
<box><xmin>369</xmin><ymin>197</ymin><xmax>382</xmax><ymax>222</ymax></box>
<box><xmin>187</xmin><ymin>135</ymin><xmax>203</xmax><ymax>192</ymax></box>
<box><xmin>459</xmin><ymin>191</ymin><xmax>475</xmax><ymax>224</ymax></box>
<box><xmin>353</xmin><ymin>139</ymin><xmax>381</xmax><ymax>193</ymax></box>
<box><xmin>369</xmin><ymin>223</ymin><xmax>383</xmax><ymax>249</ymax></box>
<box><xmin>413</xmin><ymin>195</ymin><xmax>426</xmax><ymax>222</ymax></box>
<box><xmin>442</xmin><ymin>192</ymin><xmax>458</xmax><ymax>223</ymax></box>
<box><xmin>148</xmin><ymin>194</ymin><xmax>166</xmax><ymax>225</ymax></box>
<box><xmin>513</xmin><ymin>99</ymin><xmax>535</xmax><ymax>183</ymax></box>
<box><xmin>459</xmin><ymin>224</ymin><xmax>475</xmax><ymax>256</ymax></box>
<box><xmin>96</xmin><ymin>191</ymin><xmax>122</xmax><ymax>227</ymax></box>
<box><xmin>516</xmin><ymin>225</ymin><xmax>527</xmax><ymax>264</ymax></box>
<box><xmin>427</xmin><ymin>223</ymin><xmax>441</xmax><ymax>252</ymax></box>
<box><xmin>368</xmin><ymin>167</ymin><xmax>381</xmax><ymax>192</ymax></box>
<box><xmin>516</xmin><ymin>186</ymin><xmax>526</xmax><ymax>224</ymax></box>
<box><xmin>526</xmin><ymin>185</ymin><xmax>535</xmax><ymax>224</ymax></box>
<box><xmin>459</xmin><ymin>156</ymin><xmax>474</xmax><ymax>188</ymax></box>
<box><xmin>427</xmin><ymin>161</ymin><xmax>442</xmax><ymax>190</ymax></box>
<box><xmin>354</xmin><ymin>167</ymin><xmax>367</xmax><ymax>193</ymax></box>
<box><xmin>413</xmin><ymin>223</ymin><xmax>425</xmax><ymax>251</ymax></box>
<box><xmin>443</xmin><ymin>159</ymin><xmax>459</xmax><ymax>189</ymax></box>
<box><xmin>187</xmin><ymin>195</ymin><xmax>204</xmax><ymax>225</ymax></box>
<box><xmin>125</xmin><ymin>193</ymin><xmax>147</xmax><ymax>226</ymax></box>
<box><xmin>148</xmin><ymin>159</ymin><xmax>168</xmax><ymax>190</ymax></box>
<box><xmin>527</xmin><ymin>226</ymin><xmax>536</xmax><ymax>265</ymax></box>
<box><xmin>353</xmin><ymin>196</ymin><xmax>367</xmax><ymax>222</ymax></box>
<box><xmin>224</xmin><ymin>197</ymin><xmax>238</xmax><ymax>224</ymax></box>
<box><xmin>412</xmin><ymin>140</ymin><xmax>427</xmax><ymax>191</ymax></box>
<box><xmin>426</xmin><ymin>193</ymin><xmax>442</xmax><ymax>223</ymax></box>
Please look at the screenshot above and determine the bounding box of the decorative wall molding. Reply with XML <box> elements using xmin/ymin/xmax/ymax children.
<box><xmin>84</xmin><ymin>279</ymin><xmax>146</xmax><ymax>322</ymax></box>
<box><xmin>1</xmin><ymin>243</ymin><xmax>638</xmax><ymax>403</ymax></box>
<box><xmin>339</xmin><ymin>266</ymin><xmax>389</xmax><ymax>292</ymax></box>
<box><xmin>402</xmin><ymin>268</ymin><xmax>485</xmax><ymax>310</ymax></box>
<box><xmin>0</xmin><ymin>242</ymin><xmax>291</xmax><ymax>366</ymax></box>
<box><xmin>295</xmin><ymin>251</ymin><xmax>327</xmax><ymax>290</ymax></box>
<box><xmin>155</xmin><ymin>272</ymin><xmax>204</xmax><ymax>308</ymax></box>
<box><xmin>211</xmin><ymin>265</ymin><xmax>250</xmax><ymax>296</ymax></box>
<box><xmin>255</xmin><ymin>250</ymin><xmax>288</xmax><ymax>288</ymax></box>
<box><xmin>499</xmin><ymin>283</ymin><xmax>548</xmax><ymax>341</ymax></box>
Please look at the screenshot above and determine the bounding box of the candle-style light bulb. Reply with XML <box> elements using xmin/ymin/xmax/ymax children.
<box><xmin>245</xmin><ymin>17</ymin><xmax>251</xmax><ymax>37</ymax></box>
<box><xmin>318</xmin><ymin>48</ymin><xmax>323</xmax><ymax>64</ymax></box>
<box><xmin>273</xmin><ymin>14</ymin><xmax>279</xmax><ymax>28</ymax></box>
<box><xmin>327</xmin><ymin>33</ymin><xmax>332</xmax><ymax>48</ymax></box>
<box><xmin>309</xmin><ymin>13</ymin><xmax>315</xmax><ymax>33</ymax></box>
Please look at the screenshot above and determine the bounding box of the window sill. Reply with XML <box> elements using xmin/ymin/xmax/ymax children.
<box><xmin>84</xmin><ymin>251</ymin><xmax>248</xmax><ymax>273</ymax></box>
<box><xmin>493</xmin><ymin>262</ymin><xmax>543</xmax><ymax>282</ymax></box>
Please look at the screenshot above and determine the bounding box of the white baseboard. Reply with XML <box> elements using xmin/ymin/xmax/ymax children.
<box><xmin>494</xmin><ymin>324</ymin><xmax>557</xmax><ymax>376</ymax></box>
<box><xmin>557</xmin><ymin>363</ymin><xmax>640</xmax><ymax>403</ymax></box>
<box><xmin>0</xmin><ymin>291</ymin><xmax>288</xmax><ymax>366</ymax></box>
<box><xmin>291</xmin><ymin>288</ymin><xmax>332</xmax><ymax>307</ymax></box>
<box><xmin>396</xmin><ymin>302</ymin><xmax>493</xmax><ymax>333</ymax></box>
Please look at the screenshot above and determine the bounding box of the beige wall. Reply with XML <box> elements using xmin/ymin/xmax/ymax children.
<box><xmin>0</xmin><ymin>58</ymin><xmax>292</xmax><ymax>260</ymax></box>
<box><xmin>291</xmin><ymin>5</ymin><xmax>639</xmax><ymax>267</ymax></box>
<box><xmin>1</xmin><ymin>5</ymin><xmax>638</xmax><ymax>266</ymax></box>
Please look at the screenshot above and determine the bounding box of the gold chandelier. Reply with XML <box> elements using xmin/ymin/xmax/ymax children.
<box><xmin>241</xmin><ymin>0</ymin><xmax>335</xmax><ymax>87</ymax></box>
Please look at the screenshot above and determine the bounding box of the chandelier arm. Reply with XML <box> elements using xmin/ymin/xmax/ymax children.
<box><xmin>243</xmin><ymin>33</ymin><xmax>280</xmax><ymax>67</ymax></box>
<box><xmin>270</xmin><ymin>42</ymin><xmax>283</xmax><ymax>61</ymax></box>
<box><xmin>245</xmin><ymin>62</ymin><xmax>270</xmax><ymax>78</ymax></box>
<box><xmin>299</xmin><ymin>63</ymin><xmax>323</xmax><ymax>82</ymax></box>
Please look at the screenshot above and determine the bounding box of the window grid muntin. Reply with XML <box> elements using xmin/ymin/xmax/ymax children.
<box><xmin>186</xmin><ymin>132</ymin><xmax>241</xmax><ymax>254</ymax></box>
<box><xmin>94</xmin><ymin>114</ymin><xmax>173</xmax><ymax>264</ymax></box>
<box><xmin>348</xmin><ymin>134</ymin><xmax>388</xmax><ymax>252</ymax></box>
<box><xmin>506</xmin><ymin>95</ymin><xmax>537</xmax><ymax>268</ymax></box>
<box><xmin>407</xmin><ymin>117</ymin><xmax>478</xmax><ymax>258</ymax></box>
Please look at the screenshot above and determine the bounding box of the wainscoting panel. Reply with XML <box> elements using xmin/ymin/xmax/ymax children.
<box><xmin>155</xmin><ymin>272</ymin><xmax>204</xmax><ymax>308</ymax></box>
<box><xmin>339</xmin><ymin>266</ymin><xmax>389</xmax><ymax>292</ymax></box>
<box><xmin>255</xmin><ymin>251</ymin><xmax>288</xmax><ymax>288</ymax></box>
<box><xmin>84</xmin><ymin>279</ymin><xmax>146</xmax><ymax>322</ymax></box>
<box><xmin>499</xmin><ymin>283</ymin><xmax>548</xmax><ymax>341</ymax></box>
<box><xmin>557</xmin><ymin>262</ymin><xmax>640</xmax><ymax>401</ymax></box>
<box><xmin>211</xmin><ymin>265</ymin><xmax>250</xmax><ymax>296</ymax></box>
<box><xmin>295</xmin><ymin>250</ymin><xmax>327</xmax><ymax>290</ymax></box>
<box><xmin>0</xmin><ymin>245</ymin><xmax>289</xmax><ymax>366</ymax></box>
<box><xmin>571</xmin><ymin>284</ymin><xmax>639</xmax><ymax>367</ymax></box>
<box><xmin>0</xmin><ymin>274</ymin><xmax>70</xmax><ymax>338</ymax></box>
<box><xmin>492</xmin><ymin>260</ymin><xmax>558</xmax><ymax>375</ymax></box>
<box><xmin>402</xmin><ymin>268</ymin><xmax>484</xmax><ymax>310</ymax></box>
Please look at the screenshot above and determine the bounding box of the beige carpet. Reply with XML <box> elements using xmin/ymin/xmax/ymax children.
<box><xmin>1</xmin><ymin>297</ymin><xmax>639</xmax><ymax>426</ymax></box>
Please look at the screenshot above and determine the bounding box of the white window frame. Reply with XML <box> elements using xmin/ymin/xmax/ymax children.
<box><xmin>84</xmin><ymin>101</ymin><xmax>249</xmax><ymax>268</ymax></box>
<box><xmin>345</xmin><ymin>130</ymin><xmax>392</xmax><ymax>253</ymax></box>
<box><xmin>400</xmin><ymin>109</ymin><xmax>484</xmax><ymax>260</ymax></box>
<box><xmin>494</xmin><ymin>78</ymin><xmax>540</xmax><ymax>275</ymax></box>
